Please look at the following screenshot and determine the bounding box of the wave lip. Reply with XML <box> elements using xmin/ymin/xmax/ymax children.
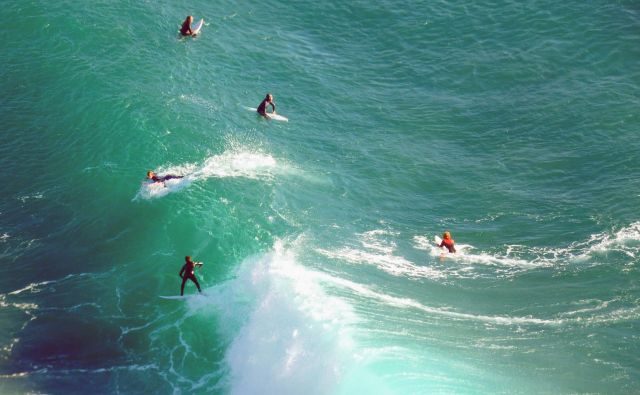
<box><xmin>188</xmin><ymin>241</ymin><xmax>357</xmax><ymax>395</ymax></box>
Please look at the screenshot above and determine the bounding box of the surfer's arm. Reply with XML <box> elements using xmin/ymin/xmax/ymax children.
<box><xmin>179</xmin><ymin>265</ymin><xmax>186</xmax><ymax>278</ymax></box>
<box><xmin>270</xmin><ymin>103</ymin><xmax>276</xmax><ymax>113</ymax></box>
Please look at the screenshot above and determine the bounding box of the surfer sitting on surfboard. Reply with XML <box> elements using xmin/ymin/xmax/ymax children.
<box><xmin>257</xmin><ymin>93</ymin><xmax>276</xmax><ymax>117</ymax></box>
<box><xmin>179</xmin><ymin>256</ymin><xmax>203</xmax><ymax>296</ymax></box>
<box><xmin>439</xmin><ymin>231</ymin><xmax>456</xmax><ymax>253</ymax></box>
<box><xmin>146</xmin><ymin>170</ymin><xmax>183</xmax><ymax>185</ymax></box>
<box><xmin>180</xmin><ymin>15</ymin><xmax>195</xmax><ymax>36</ymax></box>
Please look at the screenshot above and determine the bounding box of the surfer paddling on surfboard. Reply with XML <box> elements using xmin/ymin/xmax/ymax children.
<box><xmin>179</xmin><ymin>256</ymin><xmax>203</xmax><ymax>296</ymax></box>
<box><xmin>438</xmin><ymin>231</ymin><xmax>456</xmax><ymax>253</ymax></box>
<box><xmin>257</xmin><ymin>93</ymin><xmax>276</xmax><ymax>118</ymax></box>
<box><xmin>146</xmin><ymin>170</ymin><xmax>183</xmax><ymax>186</ymax></box>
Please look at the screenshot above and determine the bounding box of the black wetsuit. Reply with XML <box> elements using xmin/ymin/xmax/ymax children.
<box><xmin>180</xmin><ymin>21</ymin><xmax>192</xmax><ymax>36</ymax></box>
<box><xmin>257</xmin><ymin>99</ymin><xmax>275</xmax><ymax>116</ymax></box>
<box><xmin>152</xmin><ymin>175</ymin><xmax>183</xmax><ymax>183</ymax></box>
<box><xmin>179</xmin><ymin>260</ymin><xmax>202</xmax><ymax>296</ymax></box>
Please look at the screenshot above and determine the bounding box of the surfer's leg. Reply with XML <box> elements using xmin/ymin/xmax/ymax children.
<box><xmin>180</xmin><ymin>276</ymin><xmax>188</xmax><ymax>296</ymax></box>
<box><xmin>190</xmin><ymin>275</ymin><xmax>202</xmax><ymax>293</ymax></box>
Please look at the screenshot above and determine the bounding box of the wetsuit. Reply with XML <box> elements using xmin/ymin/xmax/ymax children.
<box><xmin>151</xmin><ymin>175</ymin><xmax>183</xmax><ymax>183</ymax></box>
<box><xmin>180</xmin><ymin>21</ymin><xmax>192</xmax><ymax>36</ymax></box>
<box><xmin>439</xmin><ymin>238</ymin><xmax>456</xmax><ymax>253</ymax></box>
<box><xmin>179</xmin><ymin>260</ymin><xmax>202</xmax><ymax>296</ymax></box>
<box><xmin>257</xmin><ymin>99</ymin><xmax>275</xmax><ymax>116</ymax></box>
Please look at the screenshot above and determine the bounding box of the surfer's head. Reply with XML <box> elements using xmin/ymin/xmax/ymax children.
<box><xmin>146</xmin><ymin>170</ymin><xmax>155</xmax><ymax>179</ymax></box>
<box><xmin>186</xmin><ymin>15</ymin><xmax>193</xmax><ymax>23</ymax></box>
<box><xmin>265</xmin><ymin>93</ymin><xmax>273</xmax><ymax>102</ymax></box>
<box><xmin>443</xmin><ymin>231</ymin><xmax>452</xmax><ymax>240</ymax></box>
<box><xmin>185</xmin><ymin>255</ymin><xmax>192</xmax><ymax>262</ymax></box>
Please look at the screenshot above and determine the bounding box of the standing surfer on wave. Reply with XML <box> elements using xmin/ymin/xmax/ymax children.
<box><xmin>257</xmin><ymin>93</ymin><xmax>276</xmax><ymax>117</ymax></box>
<box><xmin>179</xmin><ymin>256</ymin><xmax>203</xmax><ymax>296</ymax></box>
<box><xmin>438</xmin><ymin>231</ymin><xmax>456</xmax><ymax>253</ymax></box>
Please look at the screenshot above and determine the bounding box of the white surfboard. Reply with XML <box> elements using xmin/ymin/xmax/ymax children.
<box><xmin>191</xmin><ymin>19</ymin><xmax>204</xmax><ymax>35</ymax></box>
<box><xmin>245</xmin><ymin>107</ymin><xmax>288</xmax><ymax>122</ymax></box>
<box><xmin>159</xmin><ymin>293</ymin><xmax>205</xmax><ymax>300</ymax></box>
<box><xmin>266</xmin><ymin>113</ymin><xmax>288</xmax><ymax>122</ymax></box>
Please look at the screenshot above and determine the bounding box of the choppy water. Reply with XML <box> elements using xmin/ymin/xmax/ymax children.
<box><xmin>1</xmin><ymin>0</ymin><xmax>639</xmax><ymax>393</ymax></box>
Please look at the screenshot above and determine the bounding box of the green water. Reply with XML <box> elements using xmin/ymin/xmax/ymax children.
<box><xmin>1</xmin><ymin>0</ymin><xmax>639</xmax><ymax>393</ymax></box>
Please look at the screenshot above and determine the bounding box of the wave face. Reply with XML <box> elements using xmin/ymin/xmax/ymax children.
<box><xmin>1</xmin><ymin>0</ymin><xmax>639</xmax><ymax>393</ymax></box>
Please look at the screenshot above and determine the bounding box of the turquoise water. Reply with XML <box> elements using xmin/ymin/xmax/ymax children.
<box><xmin>1</xmin><ymin>0</ymin><xmax>639</xmax><ymax>393</ymax></box>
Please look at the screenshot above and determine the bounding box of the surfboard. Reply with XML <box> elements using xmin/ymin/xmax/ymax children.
<box><xmin>245</xmin><ymin>107</ymin><xmax>288</xmax><ymax>122</ymax></box>
<box><xmin>266</xmin><ymin>113</ymin><xmax>289</xmax><ymax>122</ymax></box>
<box><xmin>191</xmin><ymin>19</ymin><xmax>204</xmax><ymax>35</ymax></box>
<box><xmin>159</xmin><ymin>293</ymin><xmax>205</xmax><ymax>300</ymax></box>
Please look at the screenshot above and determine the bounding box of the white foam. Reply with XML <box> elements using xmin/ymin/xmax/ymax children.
<box><xmin>8</xmin><ymin>280</ymin><xmax>55</xmax><ymax>296</ymax></box>
<box><xmin>313</xmin><ymin>273</ymin><xmax>562</xmax><ymax>326</ymax></box>
<box><xmin>413</xmin><ymin>235</ymin><xmax>535</xmax><ymax>270</ymax></box>
<box><xmin>187</xmin><ymin>241</ymin><xmax>357</xmax><ymax>395</ymax></box>
<box><xmin>316</xmin><ymin>230</ymin><xmax>446</xmax><ymax>280</ymax></box>
<box><xmin>134</xmin><ymin>150</ymin><xmax>279</xmax><ymax>200</ymax></box>
<box><xmin>17</xmin><ymin>193</ymin><xmax>44</xmax><ymax>203</ymax></box>
<box><xmin>579</xmin><ymin>221</ymin><xmax>640</xmax><ymax>259</ymax></box>
<box><xmin>195</xmin><ymin>151</ymin><xmax>277</xmax><ymax>180</ymax></box>
<box><xmin>316</xmin><ymin>247</ymin><xmax>446</xmax><ymax>280</ymax></box>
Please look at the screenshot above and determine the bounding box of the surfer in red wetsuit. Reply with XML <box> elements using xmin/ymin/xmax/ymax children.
<box><xmin>439</xmin><ymin>231</ymin><xmax>456</xmax><ymax>253</ymax></box>
<box><xmin>180</xmin><ymin>16</ymin><xmax>194</xmax><ymax>36</ymax></box>
<box><xmin>179</xmin><ymin>256</ymin><xmax>203</xmax><ymax>296</ymax></box>
<box><xmin>146</xmin><ymin>171</ymin><xmax>183</xmax><ymax>185</ymax></box>
<box><xmin>257</xmin><ymin>93</ymin><xmax>276</xmax><ymax>117</ymax></box>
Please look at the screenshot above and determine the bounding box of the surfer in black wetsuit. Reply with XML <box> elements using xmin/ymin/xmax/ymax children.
<box><xmin>180</xmin><ymin>15</ymin><xmax>194</xmax><ymax>36</ymax></box>
<box><xmin>146</xmin><ymin>171</ymin><xmax>183</xmax><ymax>185</ymax></box>
<box><xmin>179</xmin><ymin>256</ymin><xmax>203</xmax><ymax>296</ymax></box>
<box><xmin>257</xmin><ymin>93</ymin><xmax>276</xmax><ymax>117</ymax></box>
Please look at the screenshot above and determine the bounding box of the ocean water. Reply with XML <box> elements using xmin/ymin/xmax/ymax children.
<box><xmin>1</xmin><ymin>0</ymin><xmax>639</xmax><ymax>393</ymax></box>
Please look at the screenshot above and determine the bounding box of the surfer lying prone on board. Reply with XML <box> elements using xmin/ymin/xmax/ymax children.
<box><xmin>146</xmin><ymin>170</ymin><xmax>183</xmax><ymax>186</ymax></box>
<box><xmin>180</xmin><ymin>15</ymin><xmax>195</xmax><ymax>36</ymax></box>
<box><xmin>257</xmin><ymin>93</ymin><xmax>276</xmax><ymax>117</ymax></box>
<box><xmin>438</xmin><ymin>231</ymin><xmax>456</xmax><ymax>253</ymax></box>
<box><xmin>179</xmin><ymin>256</ymin><xmax>203</xmax><ymax>296</ymax></box>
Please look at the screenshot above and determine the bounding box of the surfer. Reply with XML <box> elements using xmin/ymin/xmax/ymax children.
<box><xmin>438</xmin><ymin>231</ymin><xmax>456</xmax><ymax>253</ymax></box>
<box><xmin>180</xmin><ymin>15</ymin><xmax>194</xmax><ymax>36</ymax></box>
<box><xmin>146</xmin><ymin>170</ymin><xmax>183</xmax><ymax>185</ymax></box>
<box><xmin>257</xmin><ymin>93</ymin><xmax>276</xmax><ymax>117</ymax></box>
<box><xmin>179</xmin><ymin>256</ymin><xmax>203</xmax><ymax>296</ymax></box>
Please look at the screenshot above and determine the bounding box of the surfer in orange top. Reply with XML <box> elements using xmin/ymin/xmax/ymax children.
<box><xmin>180</xmin><ymin>15</ymin><xmax>194</xmax><ymax>36</ymax></box>
<box><xmin>439</xmin><ymin>231</ymin><xmax>456</xmax><ymax>253</ymax></box>
<box><xmin>257</xmin><ymin>93</ymin><xmax>276</xmax><ymax>117</ymax></box>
